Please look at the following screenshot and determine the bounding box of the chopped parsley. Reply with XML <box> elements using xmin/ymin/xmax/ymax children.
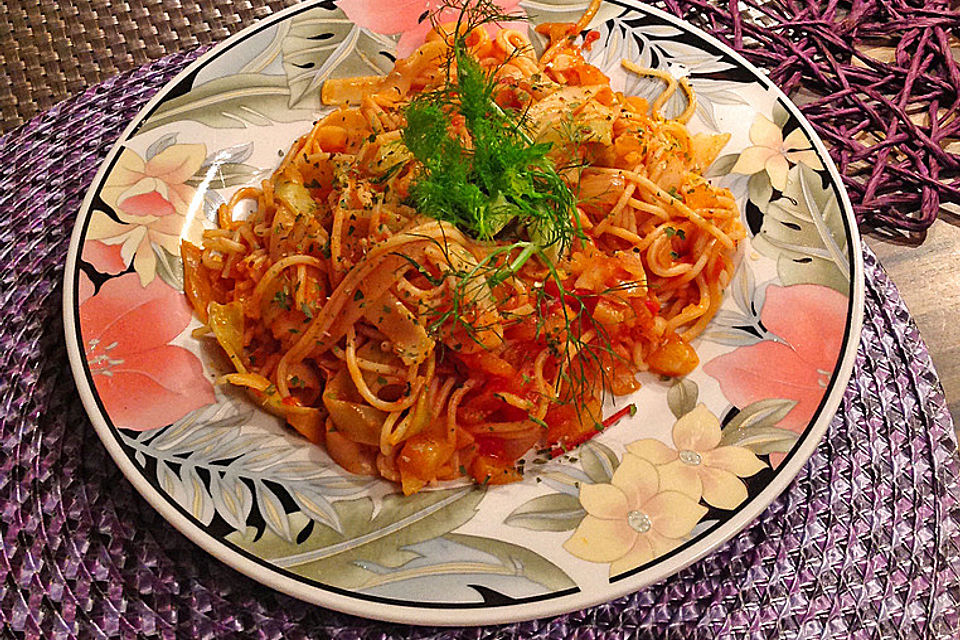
<box><xmin>529</xmin><ymin>415</ymin><xmax>549</xmax><ymax>430</ymax></box>
<box><xmin>272</xmin><ymin>290</ymin><xmax>291</xmax><ymax>310</ymax></box>
<box><xmin>665</xmin><ymin>226</ymin><xmax>686</xmax><ymax>239</ymax></box>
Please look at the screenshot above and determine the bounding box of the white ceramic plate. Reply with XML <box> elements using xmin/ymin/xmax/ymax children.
<box><xmin>63</xmin><ymin>0</ymin><xmax>864</xmax><ymax>626</ymax></box>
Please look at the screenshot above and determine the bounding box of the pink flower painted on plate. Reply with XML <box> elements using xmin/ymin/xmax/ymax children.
<box><xmin>80</xmin><ymin>272</ymin><xmax>214</xmax><ymax>431</ymax></box>
<box><xmin>78</xmin><ymin>271</ymin><xmax>95</xmax><ymax>305</ymax></box>
<box><xmin>338</xmin><ymin>0</ymin><xmax>526</xmax><ymax>58</ymax></box>
<box><xmin>102</xmin><ymin>143</ymin><xmax>205</xmax><ymax>218</ymax></box>
<box><xmin>82</xmin><ymin>240</ymin><xmax>127</xmax><ymax>275</ymax></box>
<box><xmin>704</xmin><ymin>283</ymin><xmax>846</xmax><ymax>435</ymax></box>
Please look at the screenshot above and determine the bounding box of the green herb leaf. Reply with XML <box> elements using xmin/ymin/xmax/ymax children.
<box><xmin>401</xmin><ymin>5</ymin><xmax>576</xmax><ymax>254</ymax></box>
<box><xmin>273</xmin><ymin>290</ymin><xmax>291</xmax><ymax>310</ymax></box>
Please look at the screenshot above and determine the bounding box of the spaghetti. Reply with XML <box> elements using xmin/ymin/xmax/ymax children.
<box><xmin>182</xmin><ymin>0</ymin><xmax>744</xmax><ymax>495</ymax></box>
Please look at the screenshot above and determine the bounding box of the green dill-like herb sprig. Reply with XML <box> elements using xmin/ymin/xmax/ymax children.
<box><xmin>396</xmin><ymin>1</ymin><xmax>641</xmax><ymax>440</ymax></box>
<box><xmin>401</xmin><ymin>0</ymin><xmax>577</xmax><ymax>256</ymax></box>
<box><xmin>397</xmin><ymin>233</ymin><xmax>640</xmax><ymax>436</ymax></box>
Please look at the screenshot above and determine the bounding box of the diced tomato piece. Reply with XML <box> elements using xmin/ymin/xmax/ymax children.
<box><xmin>459</xmin><ymin>387</ymin><xmax>529</xmax><ymax>425</ymax></box>
<box><xmin>474</xmin><ymin>436</ymin><xmax>506</xmax><ymax>459</ymax></box>
<box><xmin>569</xmin><ymin>64</ymin><xmax>610</xmax><ymax>86</ymax></box>
<box><xmin>458</xmin><ymin>351</ymin><xmax>517</xmax><ymax>378</ymax></box>
<box><xmin>471</xmin><ymin>455</ymin><xmax>522</xmax><ymax>486</ymax></box>
<box><xmin>582</xmin><ymin>30</ymin><xmax>601</xmax><ymax>50</ymax></box>
<box><xmin>647</xmin><ymin>336</ymin><xmax>699</xmax><ymax>377</ymax></box>
<box><xmin>535</xmin><ymin>22</ymin><xmax>577</xmax><ymax>43</ymax></box>
<box><xmin>504</xmin><ymin>317</ymin><xmax>539</xmax><ymax>342</ymax></box>
<box><xmin>543</xmin><ymin>403</ymin><xmax>582</xmax><ymax>447</ymax></box>
<box><xmin>397</xmin><ymin>433</ymin><xmax>455</xmax><ymax>496</ymax></box>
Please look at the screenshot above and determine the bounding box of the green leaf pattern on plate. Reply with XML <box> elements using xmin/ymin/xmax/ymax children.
<box><xmin>282</xmin><ymin>8</ymin><xmax>397</xmax><ymax>107</ymax></box>
<box><xmin>141</xmin><ymin>75</ymin><xmax>318</xmax><ymax>132</ymax></box>
<box><xmin>445</xmin><ymin>533</ymin><xmax>576</xmax><ymax>591</ymax></box>
<box><xmin>229</xmin><ymin>487</ymin><xmax>487</xmax><ymax>588</ymax></box>
<box><xmin>504</xmin><ymin>493</ymin><xmax>587</xmax><ymax>532</ymax></box>
<box><xmin>719</xmin><ymin>399</ymin><xmax>799</xmax><ymax>455</ymax></box>
<box><xmin>152</xmin><ymin>244</ymin><xmax>185</xmax><ymax>292</ymax></box>
<box><xmin>756</xmin><ymin>164</ymin><xmax>849</xmax><ymax>292</ymax></box>
<box><xmin>120</xmin><ymin>402</ymin><xmax>374</xmax><ymax>538</ymax></box>
<box><xmin>666</xmin><ymin>378</ymin><xmax>699</xmax><ymax>419</ymax></box>
<box><xmin>579</xmin><ymin>441</ymin><xmax>620</xmax><ymax>484</ymax></box>
<box><xmin>140</xmin><ymin>6</ymin><xmax>400</xmax><ymax>131</ymax></box>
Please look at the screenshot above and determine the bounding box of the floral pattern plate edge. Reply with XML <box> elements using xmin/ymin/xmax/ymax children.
<box><xmin>62</xmin><ymin>0</ymin><xmax>865</xmax><ymax>627</ymax></box>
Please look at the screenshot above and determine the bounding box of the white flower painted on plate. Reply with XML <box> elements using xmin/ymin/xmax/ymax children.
<box><xmin>563</xmin><ymin>454</ymin><xmax>706</xmax><ymax>576</ymax></box>
<box><xmin>85</xmin><ymin>143</ymin><xmax>206</xmax><ymax>285</ymax></box>
<box><xmin>731</xmin><ymin>113</ymin><xmax>823</xmax><ymax>191</ymax></box>
<box><xmin>627</xmin><ymin>404</ymin><xmax>766</xmax><ymax>510</ymax></box>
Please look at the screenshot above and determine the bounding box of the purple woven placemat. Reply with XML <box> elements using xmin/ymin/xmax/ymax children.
<box><xmin>1</xmin><ymin>49</ymin><xmax>959</xmax><ymax>640</ymax></box>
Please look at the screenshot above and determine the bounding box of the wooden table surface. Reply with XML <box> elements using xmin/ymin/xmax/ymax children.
<box><xmin>866</xmin><ymin>215</ymin><xmax>960</xmax><ymax>434</ymax></box>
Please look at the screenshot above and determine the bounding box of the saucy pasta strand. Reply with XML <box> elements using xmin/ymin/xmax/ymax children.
<box><xmin>181</xmin><ymin>5</ymin><xmax>743</xmax><ymax>494</ymax></box>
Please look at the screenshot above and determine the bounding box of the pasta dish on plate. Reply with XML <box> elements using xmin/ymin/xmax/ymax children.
<box><xmin>181</xmin><ymin>0</ymin><xmax>744</xmax><ymax>495</ymax></box>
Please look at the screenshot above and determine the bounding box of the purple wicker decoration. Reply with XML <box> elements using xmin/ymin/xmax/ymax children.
<box><xmin>655</xmin><ymin>0</ymin><xmax>960</xmax><ymax>234</ymax></box>
<box><xmin>0</xmin><ymin>36</ymin><xmax>958</xmax><ymax>640</ymax></box>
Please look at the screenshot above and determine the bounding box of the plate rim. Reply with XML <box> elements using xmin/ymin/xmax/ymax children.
<box><xmin>62</xmin><ymin>0</ymin><xmax>865</xmax><ymax>627</ymax></box>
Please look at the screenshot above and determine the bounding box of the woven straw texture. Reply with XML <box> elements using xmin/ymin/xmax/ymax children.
<box><xmin>0</xmin><ymin>0</ymin><xmax>296</xmax><ymax>131</ymax></box>
<box><xmin>0</xmin><ymin>47</ymin><xmax>959</xmax><ymax>639</ymax></box>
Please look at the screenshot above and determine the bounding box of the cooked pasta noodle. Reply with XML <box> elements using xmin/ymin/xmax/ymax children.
<box><xmin>181</xmin><ymin>0</ymin><xmax>743</xmax><ymax>494</ymax></box>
